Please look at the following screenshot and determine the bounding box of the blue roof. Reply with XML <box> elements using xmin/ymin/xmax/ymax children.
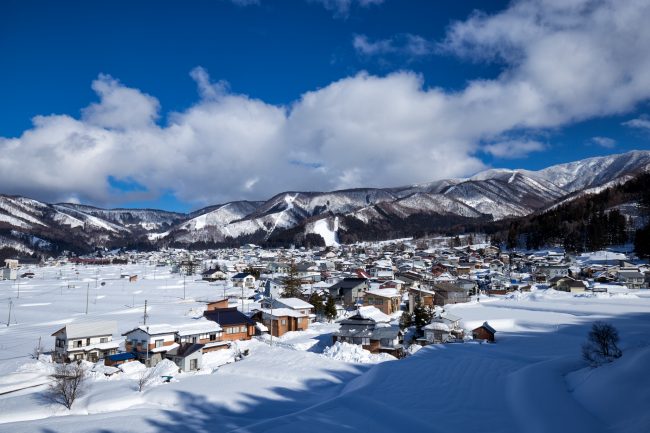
<box><xmin>107</xmin><ymin>352</ymin><xmax>137</xmax><ymax>361</ymax></box>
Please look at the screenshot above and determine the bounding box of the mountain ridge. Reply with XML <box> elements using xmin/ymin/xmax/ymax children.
<box><xmin>1</xmin><ymin>150</ymin><xmax>649</xmax><ymax>253</ymax></box>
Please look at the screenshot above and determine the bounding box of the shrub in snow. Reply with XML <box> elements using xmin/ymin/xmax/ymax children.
<box><xmin>48</xmin><ymin>361</ymin><xmax>86</xmax><ymax>409</ymax></box>
<box><xmin>137</xmin><ymin>368</ymin><xmax>158</xmax><ymax>392</ymax></box>
<box><xmin>582</xmin><ymin>321</ymin><xmax>622</xmax><ymax>367</ymax></box>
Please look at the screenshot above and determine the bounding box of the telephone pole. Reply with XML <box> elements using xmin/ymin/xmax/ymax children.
<box><xmin>6</xmin><ymin>299</ymin><xmax>12</xmax><ymax>327</ymax></box>
<box><xmin>143</xmin><ymin>300</ymin><xmax>148</xmax><ymax>325</ymax></box>
<box><xmin>85</xmin><ymin>283</ymin><xmax>89</xmax><ymax>315</ymax></box>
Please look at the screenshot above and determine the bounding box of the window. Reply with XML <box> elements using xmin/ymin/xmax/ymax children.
<box><xmin>155</xmin><ymin>339</ymin><xmax>163</xmax><ymax>348</ymax></box>
<box><xmin>281</xmin><ymin>320</ymin><xmax>287</xmax><ymax>325</ymax></box>
<box><xmin>86</xmin><ymin>338</ymin><xmax>91</xmax><ymax>345</ymax></box>
<box><xmin>75</xmin><ymin>340</ymin><xmax>82</xmax><ymax>348</ymax></box>
<box><xmin>210</xmin><ymin>333</ymin><xmax>216</xmax><ymax>341</ymax></box>
<box><xmin>240</xmin><ymin>326</ymin><xmax>246</xmax><ymax>333</ymax></box>
<box><xmin>100</xmin><ymin>337</ymin><xmax>108</xmax><ymax>343</ymax></box>
<box><xmin>190</xmin><ymin>359</ymin><xmax>198</xmax><ymax>370</ymax></box>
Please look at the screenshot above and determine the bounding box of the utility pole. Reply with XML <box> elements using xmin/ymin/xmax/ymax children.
<box><xmin>6</xmin><ymin>299</ymin><xmax>12</xmax><ymax>327</ymax></box>
<box><xmin>85</xmin><ymin>283</ymin><xmax>89</xmax><ymax>315</ymax></box>
<box><xmin>143</xmin><ymin>300</ymin><xmax>148</xmax><ymax>325</ymax></box>
<box><xmin>183</xmin><ymin>275</ymin><xmax>186</xmax><ymax>300</ymax></box>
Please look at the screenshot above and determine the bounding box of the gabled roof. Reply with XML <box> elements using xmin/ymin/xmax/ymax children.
<box><xmin>329</xmin><ymin>277</ymin><xmax>367</xmax><ymax>290</ymax></box>
<box><xmin>273</xmin><ymin>297</ymin><xmax>314</xmax><ymax>309</ymax></box>
<box><xmin>52</xmin><ymin>321</ymin><xmax>117</xmax><ymax>338</ymax></box>
<box><xmin>122</xmin><ymin>324</ymin><xmax>177</xmax><ymax>336</ymax></box>
<box><xmin>204</xmin><ymin>307</ymin><xmax>255</xmax><ymax>326</ymax></box>
<box><xmin>232</xmin><ymin>272</ymin><xmax>253</xmax><ymax>279</ymax></box>
<box><xmin>166</xmin><ymin>343</ymin><xmax>204</xmax><ymax>358</ymax></box>
<box><xmin>475</xmin><ymin>321</ymin><xmax>496</xmax><ymax>334</ymax></box>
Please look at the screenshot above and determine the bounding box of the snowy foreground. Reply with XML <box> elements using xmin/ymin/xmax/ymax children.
<box><xmin>1</xmin><ymin>264</ymin><xmax>650</xmax><ymax>433</ymax></box>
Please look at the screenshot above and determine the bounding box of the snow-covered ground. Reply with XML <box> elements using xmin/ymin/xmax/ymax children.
<box><xmin>1</xmin><ymin>265</ymin><xmax>650</xmax><ymax>432</ymax></box>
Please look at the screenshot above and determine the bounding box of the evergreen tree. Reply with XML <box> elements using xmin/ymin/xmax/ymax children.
<box><xmin>308</xmin><ymin>292</ymin><xmax>324</xmax><ymax>318</ymax></box>
<box><xmin>324</xmin><ymin>295</ymin><xmax>337</xmax><ymax>322</ymax></box>
<box><xmin>399</xmin><ymin>311</ymin><xmax>413</xmax><ymax>330</ymax></box>
<box><xmin>412</xmin><ymin>302</ymin><xmax>433</xmax><ymax>336</ymax></box>
<box><xmin>635</xmin><ymin>223</ymin><xmax>650</xmax><ymax>258</ymax></box>
<box><xmin>243</xmin><ymin>266</ymin><xmax>260</xmax><ymax>279</ymax></box>
<box><xmin>282</xmin><ymin>261</ymin><xmax>303</xmax><ymax>298</ymax></box>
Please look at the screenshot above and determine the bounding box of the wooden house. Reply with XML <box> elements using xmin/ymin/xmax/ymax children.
<box><xmin>472</xmin><ymin>322</ymin><xmax>496</xmax><ymax>343</ymax></box>
<box><xmin>52</xmin><ymin>321</ymin><xmax>119</xmax><ymax>363</ymax></box>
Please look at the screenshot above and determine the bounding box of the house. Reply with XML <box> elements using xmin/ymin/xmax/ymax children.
<box><xmin>554</xmin><ymin>277</ymin><xmax>588</xmax><ymax>293</ymax></box>
<box><xmin>165</xmin><ymin>343</ymin><xmax>204</xmax><ymax>372</ymax></box>
<box><xmin>536</xmin><ymin>265</ymin><xmax>569</xmax><ymax>280</ymax></box>
<box><xmin>251</xmin><ymin>308</ymin><xmax>310</xmax><ymax>337</ymax></box>
<box><xmin>232</xmin><ymin>272</ymin><xmax>256</xmax><ymax>288</ymax></box>
<box><xmin>423</xmin><ymin>322</ymin><xmax>452</xmax><ymax>344</ymax></box>
<box><xmin>433</xmin><ymin>283</ymin><xmax>470</xmax><ymax>306</ymax></box>
<box><xmin>364</xmin><ymin>289</ymin><xmax>401</xmax><ymax>315</ymax></box>
<box><xmin>327</xmin><ymin>277</ymin><xmax>369</xmax><ymax>306</ymax></box>
<box><xmin>472</xmin><ymin>322</ymin><xmax>496</xmax><ymax>342</ymax></box>
<box><xmin>202</xmin><ymin>268</ymin><xmax>227</xmax><ymax>281</ymax></box>
<box><xmin>203</xmin><ymin>307</ymin><xmax>256</xmax><ymax>340</ymax></box>
<box><xmin>122</xmin><ymin>324</ymin><xmax>178</xmax><ymax>367</ymax></box>
<box><xmin>176</xmin><ymin>322</ymin><xmax>229</xmax><ymax>352</ymax></box>
<box><xmin>421</xmin><ymin>312</ymin><xmax>464</xmax><ymax>345</ymax></box>
<box><xmin>52</xmin><ymin>321</ymin><xmax>119</xmax><ymax>363</ymax></box>
<box><xmin>4</xmin><ymin>259</ymin><xmax>18</xmax><ymax>270</ymax></box>
<box><xmin>260</xmin><ymin>297</ymin><xmax>314</xmax><ymax>320</ymax></box>
<box><xmin>618</xmin><ymin>271</ymin><xmax>646</xmax><ymax>289</ymax></box>
<box><xmin>332</xmin><ymin>312</ymin><xmax>403</xmax><ymax>357</ymax></box>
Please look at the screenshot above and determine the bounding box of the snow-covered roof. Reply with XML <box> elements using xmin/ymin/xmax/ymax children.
<box><xmin>176</xmin><ymin>321</ymin><xmax>222</xmax><ymax>336</ymax></box>
<box><xmin>55</xmin><ymin>321</ymin><xmax>117</xmax><ymax>339</ymax></box>
<box><xmin>365</xmin><ymin>289</ymin><xmax>400</xmax><ymax>298</ymax></box>
<box><xmin>356</xmin><ymin>306</ymin><xmax>391</xmax><ymax>323</ymax></box>
<box><xmin>259</xmin><ymin>308</ymin><xmax>308</xmax><ymax>318</ymax></box>
<box><xmin>424</xmin><ymin>322</ymin><xmax>450</xmax><ymax>332</ymax></box>
<box><xmin>276</xmin><ymin>297</ymin><xmax>314</xmax><ymax>309</ymax></box>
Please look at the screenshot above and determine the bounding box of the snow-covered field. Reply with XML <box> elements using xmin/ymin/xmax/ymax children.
<box><xmin>1</xmin><ymin>264</ymin><xmax>650</xmax><ymax>432</ymax></box>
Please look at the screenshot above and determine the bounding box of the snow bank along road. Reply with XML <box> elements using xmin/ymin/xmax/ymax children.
<box><xmin>1</xmin><ymin>264</ymin><xmax>650</xmax><ymax>433</ymax></box>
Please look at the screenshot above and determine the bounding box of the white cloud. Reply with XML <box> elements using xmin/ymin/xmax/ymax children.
<box><xmin>589</xmin><ymin>136</ymin><xmax>617</xmax><ymax>148</ymax></box>
<box><xmin>623</xmin><ymin>115</ymin><xmax>650</xmax><ymax>130</ymax></box>
<box><xmin>311</xmin><ymin>0</ymin><xmax>383</xmax><ymax>18</ymax></box>
<box><xmin>353</xmin><ymin>34</ymin><xmax>434</xmax><ymax>58</ymax></box>
<box><xmin>483</xmin><ymin>139</ymin><xmax>546</xmax><ymax>158</ymax></box>
<box><xmin>3</xmin><ymin>0</ymin><xmax>650</xmax><ymax>208</ymax></box>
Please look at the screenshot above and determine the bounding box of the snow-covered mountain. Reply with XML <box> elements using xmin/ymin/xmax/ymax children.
<box><xmin>1</xmin><ymin>150</ymin><xmax>649</xmax><ymax>251</ymax></box>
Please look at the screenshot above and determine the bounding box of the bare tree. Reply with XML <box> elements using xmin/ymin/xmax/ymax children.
<box><xmin>48</xmin><ymin>362</ymin><xmax>86</xmax><ymax>409</ymax></box>
<box><xmin>136</xmin><ymin>368</ymin><xmax>158</xmax><ymax>392</ymax></box>
<box><xmin>582</xmin><ymin>321</ymin><xmax>622</xmax><ymax>367</ymax></box>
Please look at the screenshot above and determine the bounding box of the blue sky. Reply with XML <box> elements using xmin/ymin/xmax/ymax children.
<box><xmin>1</xmin><ymin>0</ymin><xmax>650</xmax><ymax>212</ymax></box>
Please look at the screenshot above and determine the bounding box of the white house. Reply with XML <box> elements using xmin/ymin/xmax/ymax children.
<box><xmin>122</xmin><ymin>324</ymin><xmax>178</xmax><ymax>367</ymax></box>
<box><xmin>232</xmin><ymin>272</ymin><xmax>256</xmax><ymax>288</ymax></box>
<box><xmin>52</xmin><ymin>321</ymin><xmax>119</xmax><ymax>363</ymax></box>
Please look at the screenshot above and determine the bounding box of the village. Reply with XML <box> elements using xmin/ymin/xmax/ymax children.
<box><xmin>2</xmin><ymin>238</ymin><xmax>649</xmax><ymax>371</ymax></box>
<box><xmin>1</xmin><ymin>238</ymin><xmax>649</xmax><ymax>432</ymax></box>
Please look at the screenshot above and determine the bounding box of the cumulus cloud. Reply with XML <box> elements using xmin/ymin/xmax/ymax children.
<box><xmin>623</xmin><ymin>115</ymin><xmax>650</xmax><ymax>130</ymax></box>
<box><xmin>483</xmin><ymin>139</ymin><xmax>546</xmax><ymax>158</ymax></box>
<box><xmin>589</xmin><ymin>136</ymin><xmax>617</xmax><ymax>148</ymax></box>
<box><xmin>353</xmin><ymin>34</ymin><xmax>434</xmax><ymax>58</ymax></box>
<box><xmin>2</xmin><ymin>0</ymin><xmax>650</xmax><ymax>208</ymax></box>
